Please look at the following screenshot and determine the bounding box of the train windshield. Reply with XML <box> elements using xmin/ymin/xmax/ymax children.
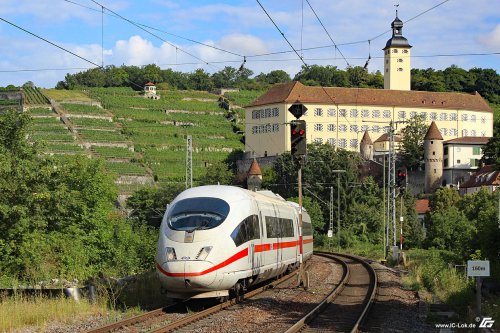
<box><xmin>167</xmin><ymin>197</ymin><xmax>230</xmax><ymax>232</ymax></box>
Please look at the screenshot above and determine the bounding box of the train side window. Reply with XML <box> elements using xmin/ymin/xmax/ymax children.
<box><xmin>230</xmin><ymin>215</ymin><xmax>260</xmax><ymax>247</ymax></box>
<box><xmin>302</xmin><ymin>222</ymin><xmax>313</xmax><ymax>236</ymax></box>
<box><xmin>265</xmin><ymin>216</ymin><xmax>280</xmax><ymax>238</ymax></box>
<box><xmin>279</xmin><ymin>218</ymin><xmax>294</xmax><ymax>237</ymax></box>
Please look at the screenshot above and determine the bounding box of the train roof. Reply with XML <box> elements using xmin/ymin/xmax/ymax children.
<box><xmin>173</xmin><ymin>185</ymin><xmax>304</xmax><ymax>210</ymax></box>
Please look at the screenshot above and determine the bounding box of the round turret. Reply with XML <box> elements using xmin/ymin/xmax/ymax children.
<box><xmin>424</xmin><ymin>121</ymin><xmax>443</xmax><ymax>193</ymax></box>
<box><xmin>360</xmin><ymin>131</ymin><xmax>374</xmax><ymax>161</ymax></box>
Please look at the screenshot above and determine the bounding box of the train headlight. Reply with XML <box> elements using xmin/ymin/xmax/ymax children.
<box><xmin>165</xmin><ymin>247</ymin><xmax>177</xmax><ymax>261</ymax></box>
<box><xmin>195</xmin><ymin>246</ymin><xmax>213</xmax><ymax>261</ymax></box>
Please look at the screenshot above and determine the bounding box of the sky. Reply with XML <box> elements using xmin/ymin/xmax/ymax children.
<box><xmin>0</xmin><ymin>0</ymin><xmax>499</xmax><ymax>88</ymax></box>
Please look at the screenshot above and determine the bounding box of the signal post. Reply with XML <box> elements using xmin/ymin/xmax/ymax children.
<box><xmin>288</xmin><ymin>103</ymin><xmax>308</xmax><ymax>289</ymax></box>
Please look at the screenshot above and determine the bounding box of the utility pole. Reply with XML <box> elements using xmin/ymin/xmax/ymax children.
<box><xmin>185</xmin><ymin>135</ymin><xmax>192</xmax><ymax>189</ymax></box>
<box><xmin>328</xmin><ymin>186</ymin><xmax>334</xmax><ymax>250</ymax></box>
<box><xmin>388</xmin><ymin>121</ymin><xmax>398</xmax><ymax>259</ymax></box>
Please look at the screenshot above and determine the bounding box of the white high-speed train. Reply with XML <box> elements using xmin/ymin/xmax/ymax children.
<box><xmin>156</xmin><ymin>185</ymin><xmax>314</xmax><ymax>300</ymax></box>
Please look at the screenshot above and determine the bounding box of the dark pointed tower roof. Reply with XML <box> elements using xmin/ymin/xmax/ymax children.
<box><xmin>424</xmin><ymin>121</ymin><xmax>443</xmax><ymax>140</ymax></box>
<box><xmin>247</xmin><ymin>158</ymin><xmax>262</xmax><ymax>176</ymax></box>
<box><xmin>360</xmin><ymin>131</ymin><xmax>373</xmax><ymax>145</ymax></box>
<box><xmin>383</xmin><ymin>12</ymin><xmax>412</xmax><ymax>49</ymax></box>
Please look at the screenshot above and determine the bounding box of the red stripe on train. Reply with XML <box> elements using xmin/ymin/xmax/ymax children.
<box><xmin>157</xmin><ymin>237</ymin><xmax>313</xmax><ymax>277</ymax></box>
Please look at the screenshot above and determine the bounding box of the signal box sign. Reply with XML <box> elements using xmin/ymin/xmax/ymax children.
<box><xmin>467</xmin><ymin>260</ymin><xmax>490</xmax><ymax>277</ymax></box>
<box><xmin>288</xmin><ymin>103</ymin><xmax>307</xmax><ymax>119</ymax></box>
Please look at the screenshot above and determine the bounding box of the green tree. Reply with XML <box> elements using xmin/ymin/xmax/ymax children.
<box><xmin>199</xmin><ymin>161</ymin><xmax>234</xmax><ymax>185</ymax></box>
<box><xmin>482</xmin><ymin>121</ymin><xmax>500</xmax><ymax>167</ymax></box>
<box><xmin>189</xmin><ymin>68</ymin><xmax>214</xmax><ymax>91</ymax></box>
<box><xmin>425</xmin><ymin>206</ymin><xmax>475</xmax><ymax>256</ymax></box>
<box><xmin>126</xmin><ymin>184</ymin><xmax>184</xmax><ymax>228</ymax></box>
<box><xmin>287</xmin><ymin>196</ymin><xmax>324</xmax><ymax>236</ymax></box>
<box><xmin>399</xmin><ymin>115</ymin><xmax>428</xmax><ymax>170</ymax></box>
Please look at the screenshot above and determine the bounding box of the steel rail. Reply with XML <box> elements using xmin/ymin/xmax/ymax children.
<box><xmin>87</xmin><ymin>267</ymin><xmax>300</xmax><ymax>333</ymax></box>
<box><xmin>148</xmin><ymin>269</ymin><xmax>301</xmax><ymax>333</ymax></box>
<box><xmin>286</xmin><ymin>251</ymin><xmax>378</xmax><ymax>333</ymax></box>
<box><xmin>285</xmin><ymin>253</ymin><xmax>350</xmax><ymax>333</ymax></box>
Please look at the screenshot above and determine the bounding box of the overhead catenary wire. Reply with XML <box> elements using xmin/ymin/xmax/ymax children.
<box><xmin>255</xmin><ymin>0</ymin><xmax>308</xmax><ymax>68</ymax></box>
<box><xmin>63</xmin><ymin>0</ymin><xmax>244</xmax><ymax>58</ymax></box>
<box><xmin>0</xmin><ymin>17</ymin><xmax>102</xmax><ymax>68</ymax></box>
<box><xmin>89</xmin><ymin>0</ymin><xmax>222</xmax><ymax>70</ymax></box>
<box><xmin>304</xmin><ymin>0</ymin><xmax>350</xmax><ymax>67</ymax></box>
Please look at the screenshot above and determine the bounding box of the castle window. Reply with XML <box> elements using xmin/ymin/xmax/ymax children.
<box><xmin>327</xmin><ymin>124</ymin><xmax>336</xmax><ymax>132</ymax></box>
<box><xmin>386</xmin><ymin>69</ymin><xmax>389</xmax><ymax>73</ymax></box>
<box><xmin>327</xmin><ymin>138</ymin><xmax>336</xmax><ymax>146</ymax></box>
<box><xmin>420</xmin><ymin>112</ymin><xmax>428</xmax><ymax>120</ymax></box>
<box><xmin>393</xmin><ymin>49</ymin><xmax>398</xmax><ymax>53</ymax></box>
<box><xmin>314</xmin><ymin>124</ymin><xmax>323</xmax><ymax>132</ymax></box>
<box><xmin>473</xmin><ymin>147</ymin><xmax>481</xmax><ymax>155</ymax></box>
<box><xmin>383</xmin><ymin>110</ymin><xmax>391</xmax><ymax>118</ymax></box>
<box><xmin>444</xmin><ymin>158</ymin><xmax>448</xmax><ymax>167</ymax></box>
<box><xmin>462</xmin><ymin>129</ymin><xmax>468</xmax><ymax>136</ymax></box>
<box><xmin>457</xmin><ymin>159</ymin><xmax>461</xmax><ymax>164</ymax></box>
<box><xmin>338</xmin><ymin>139</ymin><xmax>347</xmax><ymax>148</ymax></box>
<box><xmin>440</xmin><ymin>113</ymin><xmax>447</xmax><ymax>121</ymax></box>
<box><xmin>430</xmin><ymin>112</ymin><xmax>437</xmax><ymax>121</ymax></box>
<box><xmin>481</xmin><ymin>116</ymin><xmax>486</xmax><ymax>124</ymax></box>
<box><xmin>470</xmin><ymin>115</ymin><xmax>476</xmax><ymax>123</ymax></box>
<box><xmin>449</xmin><ymin>128</ymin><xmax>458</xmax><ymax>136</ymax></box>
<box><xmin>272</xmin><ymin>107</ymin><xmax>279</xmax><ymax>117</ymax></box>
<box><xmin>272</xmin><ymin>124</ymin><xmax>279</xmax><ymax>132</ymax></box>
<box><xmin>440</xmin><ymin>128</ymin><xmax>448</xmax><ymax>136</ymax></box>
<box><xmin>361</xmin><ymin>125</ymin><xmax>369</xmax><ymax>132</ymax></box>
<box><xmin>386</xmin><ymin>60</ymin><xmax>389</xmax><ymax>64</ymax></box>
<box><xmin>327</xmin><ymin>109</ymin><xmax>336</xmax><ymax>117</ymax></box>
<box><xmin>339</xmin><ymin>109</ymin><xmax>347</xmax><ymax>117</ymax></box>
<box><xmin>339</xmin><ymin>124</ymin><xmax>347</xmax><ymax>132</ymax></box>
<box><xmin>433</xmin><ymin>152</ymin><xmax>435</xmax><ymax>155</ymax></box>
<box><xmin>410</xmin><ymin>111</ymin><xmax>417</xmax><ymax>119</ymax></box>
<box><xmin>265</xmin><ymin>108</ymin><xmax>272</xmax><ymax>118</ymax></box>
<box><xmin>403</xmin><ymin>49</ymin><xmax>409</xmax><ymax>53</ymax></box>
<box><xmin>372</xmin><ymin>110</ymin><xmax>380</xmax><ymax>118</ymax></box>
<box><xmin>350</xmin><ymin>109</ymin><xmax>358</xmax><ymax>118</ymax></box>
<box><xmin>444</xmin><ymin>147</ymin><xmax>448</xmax><ymax>155</ymax></box>
<box><xmin>349</xmin><ymin>139</ymin><xmax>358</xmax><ymax>148</ymax></box>
<box><xmin>350</xmin><ymin>125</ymin><xmax>358</xmax><ymax>132</ymax></box>
<box><xmin>398</xmin><ymin>58</ymin><xmax>403</xmax><ymax>62</ymax></box>
<box><xmin>461</xmin><ymin>114</ymin><xmax>468</xmax><ymax>121</ymax></box>
<box><xmin>314</xmin><ymin>108</ymin><xmax>323</xmax><ymax>117</ymax></box>
<box><xmin>361</xmin><ymin>109</ymin><xmax>369</xmax><ymax>118</ymax></box>
<box><xmin>481</xmin><ymin>131</ymin><xmax>486</xmax><ymax>136</ymax></box>
<box><xmin>314</xmin><ymin>138</ymin><xmax>323</xmax><ymax>144</ymax></box>
<box><xmin>471</xmin><ymin>130</ymin><xmax>476</xmax><ymax>136</ymax></box>
<box><xmin>398</xmin><ymin>111</ymin><xmax>406</xmax><ymax>119</ymax></box>
<box><xmin>397</xmin><ymin>68</ymin><xmax>403</xmax><ymax>71</ymax></box>
<box><xmin>372</xmin><ymin>125</ymin><xmax>380</xmax><ymax>133</ymax></box>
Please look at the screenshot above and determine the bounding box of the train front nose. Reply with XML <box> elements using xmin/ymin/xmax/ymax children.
<box><xmin>157</xmin><ymin>260</ymin><xmax>217</xmax><ymax>291</ymax></box>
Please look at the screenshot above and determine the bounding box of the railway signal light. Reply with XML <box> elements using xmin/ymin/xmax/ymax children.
<box><xmin>396</xmin><ymin>169</ymin><xmax>407</xmax><ymax>188</ymax></box>
<box><xmin>291</xmin><ymin>120</ymin><xmax>307</xmax><ymax>158</ymax></box>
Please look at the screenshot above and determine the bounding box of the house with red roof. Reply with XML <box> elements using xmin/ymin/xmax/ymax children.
<box><xmin>459</xmin><ymin>165</ymin><xmax>500</xmax><ymax>195</ymax></box>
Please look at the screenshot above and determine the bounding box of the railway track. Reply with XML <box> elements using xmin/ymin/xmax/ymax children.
<box><xmin>88</xmin><ymin>252</ymin><xmax>376</xmax><ymax>333</ymax></box>
<box><xmin>287</xmin><ymin>252</ymin><xmax>378</xmax><ymax>333</ymax></box>
<box><xmin>87</xmin><ymin>267</ymin><xmax>300</xmax><ymax>333</ymax></box>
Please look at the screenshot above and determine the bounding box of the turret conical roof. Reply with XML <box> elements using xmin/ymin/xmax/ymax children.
<box><xmin>424</xmin><ymin>121</ymin><xmax>443</xmax><ymax>140</ymax></box>
<box><xmin>247</xmin><ymin>158</ymin><xmax>262</xmax><ymax>176</ymax></box>
<box><xmin>360</xmin><ymin>131</ymin><xmax>373</xmax><ymax>145</ymax></box>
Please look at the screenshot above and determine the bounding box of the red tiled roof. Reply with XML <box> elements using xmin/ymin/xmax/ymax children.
<box><xmin>247</xmin><ymin>81</ymin><xmax>492</xmax><ymax>113</ymax></box>
<box><xmin>443</xmin><ymin>136</ymin><xmax>490</xmax><ymax>145</ymax></box>
<box><xmin>424</xmin><ymin>121</ymin><xmax>443</xmax><ymax>140</ymax></box>
<box><xmin>247</xmin><ymin>158</ymin><xmax>262</xmax><ymax>176</ymax></box>
<box><xmin>415</xmin><ymin>199</ymin><xmax>430</xmax><ymax>214</ymax></box>
<box><xmin>374</xmin><ymin>133</ymin><xmax>402</xmax><ymax>143</ymax></box>
<box><xmin>145</xmin><ymin>82</ymin><xmax>155</xmax><ymax>86</ymax></box>
<box><xmin>460</xmin><ymin>165</ymin><xmax>500</xmax><ymax>188</ymax></box>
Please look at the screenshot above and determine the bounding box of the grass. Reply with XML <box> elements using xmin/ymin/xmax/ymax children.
<box><xmin>92</xmin><ymin>146</ymin><xmax>136</xmax><ymax>159</ymax></box>
<box><xmin>62</xmin><ymin>103</ymin><xmax>108</xmax><ymax>116</ymax></box>
<box><xmin>26</xmin><ymin>107</ymin><xmax>55</xmax><ymax>115</ymax></box>
<box><xmin>43</xmin><ymin>89</ymin><xmax>94</xmax><ymax>103</ymax></box>
<box><xmin>0</xmin><ymin>294</ymin><xmax>112</xmax><ymax>332</ymax></box>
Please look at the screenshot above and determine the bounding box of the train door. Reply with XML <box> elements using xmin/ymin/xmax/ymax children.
<box><xmin>251</xmin><ymin>201</ymin><xmax>262</xmax><ymax>271</ymax></box>
<box><xmin>272</xmin><ymin>203</ymin><xmax>282</xmax><ymax>271</ymax></box>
